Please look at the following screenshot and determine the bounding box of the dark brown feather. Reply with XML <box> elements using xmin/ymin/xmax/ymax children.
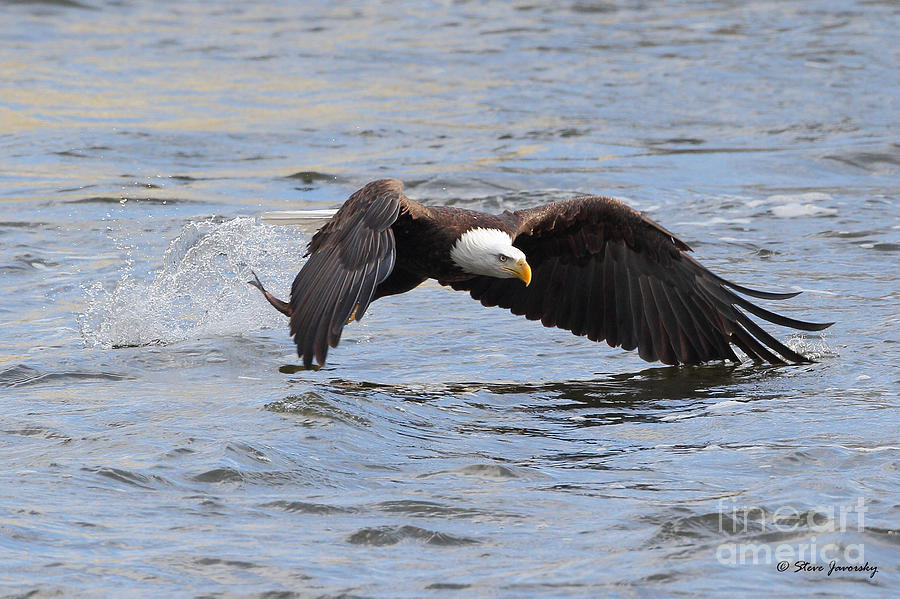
<box><xmin>288</xmin><ymin>180</ymin><xmax>403</xmax><ymax>367</ymax></box>
<box><xmin>449</xmin><ymin>195</ymin><xmax>831</xmax><ymax>365</ymax></box>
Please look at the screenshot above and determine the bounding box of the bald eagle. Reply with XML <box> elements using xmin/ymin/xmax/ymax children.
<box><xmin>251</xmin><ymin>178</ymin><xmax>831</xmax><ymax>369</ymax></box>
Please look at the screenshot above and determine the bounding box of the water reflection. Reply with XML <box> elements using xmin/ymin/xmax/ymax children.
<box><xmin>261</xmin><ymin>363</ymin><xmax>799</xmax><ymax>446</ymax></box>
<box><xmin>311</xmin><ymin>362</ymin><xmax>776</xmax><ymax>408</ymax></box>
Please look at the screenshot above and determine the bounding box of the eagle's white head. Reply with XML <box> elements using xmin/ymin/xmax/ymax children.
<box><xmin>450</xmin><ymin>228</ymin><xmax>532</xmax><ymax>285</ymax></box>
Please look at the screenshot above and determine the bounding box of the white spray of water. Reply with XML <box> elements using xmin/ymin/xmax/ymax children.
<box><xmin>80</xmin><ymin>217</ymin><xmax>307</xmax><ymax>349</ymax></box>
<box><xmin>786</xmin><ymin>333</ymin><xmax>838</xmax><ymax>362</ymax></box>
<box><xmin>767</xmin><ymin>192</ymin><xmax>839</xmax><ymax>218</ymax></box>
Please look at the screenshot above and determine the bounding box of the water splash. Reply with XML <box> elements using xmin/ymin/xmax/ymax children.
<box><xmin>787</xmin><ymin>333</ymin><xmax>838</xmax><ymax>361</ymax></box>
<box><xmin>80</xmin><ymin>217</ymin><xmax>306</xmax><ymax>349</ymax></box>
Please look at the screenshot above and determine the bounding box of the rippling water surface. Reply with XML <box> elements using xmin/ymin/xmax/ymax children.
<box><xmin>1</xmin><ymin>1</ymin><xmax>898</xmax><ymax>597</ymax></box>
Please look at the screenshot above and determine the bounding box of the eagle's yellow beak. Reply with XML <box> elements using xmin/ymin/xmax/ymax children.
<box><xmin>512</xmin><ymin>258</ymin><xmax>532</xmax><ymax>286</ymax></box>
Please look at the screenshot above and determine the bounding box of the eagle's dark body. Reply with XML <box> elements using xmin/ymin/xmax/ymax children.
<box><xmin>252</xmin><ymin>178</ymin><xmax>831</xmax><ymax>368</ymax></box>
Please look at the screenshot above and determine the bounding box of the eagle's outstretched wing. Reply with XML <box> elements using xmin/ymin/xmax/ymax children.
<box><xmin>450</xmin><ymin>196</ymin><xmax>832</xmax><ymax>365</ymax></box>
<box><xmin>288</xmin><ymin>179</ymin><xmax>404</xmax><ymax>368</ymax></box>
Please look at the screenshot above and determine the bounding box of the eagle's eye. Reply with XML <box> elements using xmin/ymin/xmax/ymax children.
<box><xmin>498</xmin><ymin>254</ymin><xmax>508</xmax><ymax>263</ymax></box>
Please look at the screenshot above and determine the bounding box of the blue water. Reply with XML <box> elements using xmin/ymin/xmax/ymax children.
<box><xmin>1</xmin><ymin>1</ymin><xmax>898</xmax><ymax>597</ymax></box>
